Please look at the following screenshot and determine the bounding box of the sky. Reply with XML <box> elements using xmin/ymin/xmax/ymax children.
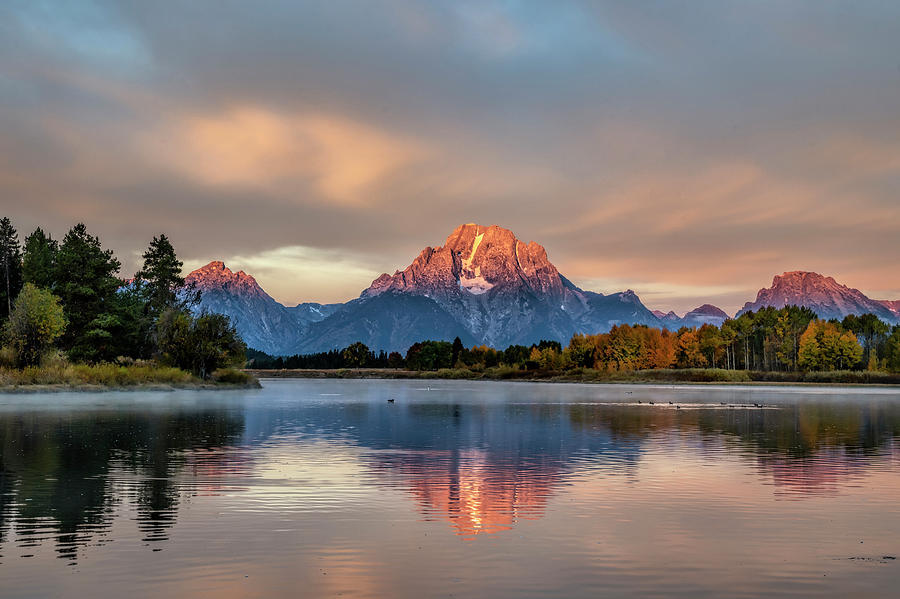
<box><xmin>1</xmin><ymin>0</ymin><xmax>899</xmax><ymax>315</ymax></box>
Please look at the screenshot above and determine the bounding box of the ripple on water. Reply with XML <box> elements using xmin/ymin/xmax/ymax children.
<box><xmin>0</xmin><ymin>380</ymin><xmax>898</xmax><ymax>598</ymax></box>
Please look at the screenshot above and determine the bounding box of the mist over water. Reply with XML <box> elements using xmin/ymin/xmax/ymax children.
<box><xmin>1</xmin><ymin>380</ymin><xmax>899</xmax><ymax>597</ymax></box>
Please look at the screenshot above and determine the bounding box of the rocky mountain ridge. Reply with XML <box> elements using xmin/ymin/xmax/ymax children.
<box><xmin>185</xmin><ymin>261</ymin><xmax>338</xmax><ymax>355</ymax></box>
<box><xmin>355</xmin><ymin>224</ymin><xmax>656</xmax><ymax>349</ymax></box>
<box><xmin>186</xmin><ymin>227</ymin><xmax>898</xmax><ymax>355</ymax></box>
<box><xmin>738</xmin><ymin>271</ymin><xmax>897</xmax><ymax>323</ymax></box>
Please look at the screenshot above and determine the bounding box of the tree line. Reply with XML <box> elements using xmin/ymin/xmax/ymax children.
<box><xmin>0</xmin><ymin>217</ymin><xmax>245</xmax><ymax>378</ymax></box>
<box><xmin>250</xmin><ymin>306</ymin><xmax>900</xmax><ymax>374</ymax></box>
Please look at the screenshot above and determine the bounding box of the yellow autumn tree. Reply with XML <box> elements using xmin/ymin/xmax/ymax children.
<box><xmin>798</xmin><ymin>320</ymin><xmax>863</xmax><ymax>371</ymax></box>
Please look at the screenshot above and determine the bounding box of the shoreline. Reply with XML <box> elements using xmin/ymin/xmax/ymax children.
<box><xmin>247</xmin><ymin>368</ymin><xmax>900</xmax><ymax>388</ymax></box>
<box><xmin>0</xmin><ymin>380</ymin><xmax>262</xmax><ymax>394</ymax></box>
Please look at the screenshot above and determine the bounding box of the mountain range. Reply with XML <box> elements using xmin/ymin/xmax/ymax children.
<box><xmin>186</xmin><ymin>224</ymin><xmax>899</xmax><ymax>355</ymax></box>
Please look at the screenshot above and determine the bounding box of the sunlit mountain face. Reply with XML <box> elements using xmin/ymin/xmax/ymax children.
<box><xmin>186</xmin><ymin>227</ymin><xmax>900</xmax><ymax>356</ymax></box>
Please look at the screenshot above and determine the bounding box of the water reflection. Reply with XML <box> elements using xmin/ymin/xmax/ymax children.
<box><xmin>0</xmin><ymin>410</ymin><xmax>245</xmax><ymax>563</ymax></box>
<box><xmin>567</xmin><ymin>401</ymin><xmax>900</xmax><ymax>496</ymax></box>
<box><xmin>0</xmin><ymin>381</ymin><xmax>899</xmax><ymax>567</ymax></box>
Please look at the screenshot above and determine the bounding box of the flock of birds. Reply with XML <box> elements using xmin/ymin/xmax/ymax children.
<box><xmin>632</xmin><ymin>399</ymin><xmax>767</xmax><ymax>409</ymax></box>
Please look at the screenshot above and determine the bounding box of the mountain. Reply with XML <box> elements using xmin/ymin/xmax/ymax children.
<box><xmin>186</xmin><ymin>233</ymin><xmax>899</xmax><ymax>356</ymax></box>
<box><xmin>298</xmin><ymin>292</ymin><xmax>478</xmax><ymax>354</ymax></box>
<box><xmin>652</xmin><ymin>309</ymin><xmax>680</xmax><ymax>323</ymax></box>
<box><xmin>358</xmin><ymin>223</ymin><xmax>660</xmax><ymax>349</ymax></box>
<box><xmin>187</xmin><ymin>261</ymin><xmax>338</xmax><ymax>355</ymax></box>
<box><xmin>651</xmin><ymin>305</ymin><xmax>728</xmax><ymax>328</ymax></box>
<box><xmin>739</xmin><ymin>271</ymin><xmax>898</xmax><ymax>323</ymax></box>
<box><xmin>879</xmin><ymin>300</ymin><xmax>900</xmax><ymax>320</ymax></box>
<box><xmin>681</xmin><ymin>304</ymin><xmax>730</xmax><ymax>328</ymax></box>
<box><xmin>187</xmin><ymin>224</ymin><xmax>664</xmax><ymax>354</ymax></box>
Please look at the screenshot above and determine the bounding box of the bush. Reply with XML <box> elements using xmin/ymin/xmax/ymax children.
<box><xmin>212</xmin><ymin>368</ymin><xmax>253</xmax><ymax>384</ymax></box>
<box><xmin>750</xmin><ymin>370</ymin><xmax>900</xmax><ymax>384</ymax></box>
<box><xmin>433</xmin><ymin>368</ymin><xmax>477</xmax><ymax>379</ymax></box>
<box><xmin>156</xmin><ymin>309</ymin><xmax>246</xmax><ymax>379</ymax></box>
<box><xmin>0</xmin><ymin>346</ymin><xmax>16</xmax><ymax>369</ymax></box>
<box><xmin>0</xmin><ymin>362</ymin><xmax>196</xmax><ymax>387</ymax></box>
<box><xmin>4</xmin><ymin>283</ymin><xmax>66</xmax><ymax>366</ymax></box>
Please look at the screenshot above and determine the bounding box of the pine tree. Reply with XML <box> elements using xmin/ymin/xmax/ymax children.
<box><xmin>451</xmin><ymin>336</ymin><xmax>464</xmax><ymax>366</ymax></box>
<box><xmin>54</xmin><ymin>223</ymin><xmax>122</xmax><ymax>360</ymax></box>
<box><xmin>22</xmin><ymin>227</ymin><xmax>59</xmax><ymax>290</ymax></box>
<box><xmin>0</xmin><ymin>217</ymin><xmax>24</xmax><ymax>320</ymax></box>
<box><xmin>134</xmin><ymin>234</ymin><xmax>196</xmax><ymax>316</ymax></box>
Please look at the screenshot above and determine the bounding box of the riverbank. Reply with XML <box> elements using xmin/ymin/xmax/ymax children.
<box><xmin>247</xmin><ymin>367</ymin><xmax>900</xmax><ymax>386</ymax></box>
<box><xmin>0</xmin><ymin>364</ymin><xmax>260</xmax><ymax>392</ymax></box>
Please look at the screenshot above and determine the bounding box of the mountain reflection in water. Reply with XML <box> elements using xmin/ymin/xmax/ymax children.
<box><xmin>0</xmin><ymin>380</ymin><xmax>898</xmax><ymax>571</ymax></box>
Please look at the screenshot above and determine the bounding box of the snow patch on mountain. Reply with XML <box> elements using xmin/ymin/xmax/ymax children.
<box><xmin>458</xmin><ymin>232</ymin><xmax>494</xmax><ymax>294</ymax></box>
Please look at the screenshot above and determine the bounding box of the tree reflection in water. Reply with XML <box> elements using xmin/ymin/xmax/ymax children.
<box><xmin>0</xmin><ymin>411</ymin><xmax>245</xmax><ymax>563</ymax></box>
<box><xmin>0</xmin><ymin>388</ymin><xmax>899</xmax><ymax>561</ymax></box>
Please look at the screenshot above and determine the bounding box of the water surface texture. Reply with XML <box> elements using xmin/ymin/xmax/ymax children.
<box><xmin>1</xmin><ymin>379</ymin><xmax>899</xmax><ymax>597</ymax></box>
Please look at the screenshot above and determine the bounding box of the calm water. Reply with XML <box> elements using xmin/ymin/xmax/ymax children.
<box><xmin>1</xmin><ymin>379</ymin><xmax>899</xmax><ymax>598</ymax></box>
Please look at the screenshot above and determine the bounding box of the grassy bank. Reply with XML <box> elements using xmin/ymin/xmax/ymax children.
<box><xmin>247</xmin><ymin>367</ymin><xmax>900</xmax><ymax>386</ymax></box>
<box><xmin>0</xmin><ymin>364</ymin><xmax>260</xmax><ymax>391</ymax></box>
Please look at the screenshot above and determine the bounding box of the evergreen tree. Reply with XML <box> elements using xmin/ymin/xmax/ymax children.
<box><xmin>54</xmin><ymin>223</ymin><xmax>122</xmax><ymax>360</ymax></box>
<box><xmin>0</xmin><ymin>217</ymin><xmax>24</xmax><ymax>320</ymax></box>
<box><xmin>885</xmin><ymin>327</ymin><xmax>900</xmax><ymax>373</ymax></box>
<box><xmin>22</xmin><ymin>227</ymin><xmax>58</xmax><ymax>290</ymax></box>
<box><xmin>134</xmin><ymin>234</ymin><xmax>197</xmax><ymax>316</ymax></box>
<box><xmin>451</xmin><ymin>336</ymin><xmax>464</xmax><ymax>366</ymax></box>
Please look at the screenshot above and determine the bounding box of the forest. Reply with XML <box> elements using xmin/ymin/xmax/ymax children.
<box><xmin>0</xmin><ymin>217</ymin><xmax>247</xmax><ymax>384</ymax></box>
<box><xmin>250</xmin><ymin>306</ymin><xmax>900</xmax><ymax>378</ymax></box>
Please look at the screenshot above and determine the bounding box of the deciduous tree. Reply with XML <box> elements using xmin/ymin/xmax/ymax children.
<box><xmin>4</xmin><ymin>283</ymin><xmax>66</xmax><ymax>366</ymax></box>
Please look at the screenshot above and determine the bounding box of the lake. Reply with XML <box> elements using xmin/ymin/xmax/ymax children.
<box><xmin>1</xmin><ymin>379</ymin><xmax>899</xmax><ymax>597</ymax></box>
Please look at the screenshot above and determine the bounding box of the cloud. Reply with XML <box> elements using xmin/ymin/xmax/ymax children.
<box><xmin>1</xmin><ymin>0</ymin><xmax>899</xmax><ymax>315</ymax></box>
<box><xmin>144</xmin><ymin>107</ymin><xmax>429</xmax><ymax>205</ymax></box>
<box><xmin>183</xmin><ymin>245</ymin><xmax>385</xmax><ymax>305</ymax></box>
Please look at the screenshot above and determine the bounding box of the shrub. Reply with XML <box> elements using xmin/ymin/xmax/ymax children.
<box><xmin>156</xmin><ymin>309</ymin><xmax>246</xmax><ymax>379</ymax></box>
<box><xmin>0</xmin><ymin>346</ymin><xmax>16</xmax><ymax>369</ymax></box>
<box><xmin>434</xmin><ymin>368</ymin><xmax>477</xmax><ymax>379</ymax></box>
<box><xmin>4</xmin><ymin>283</ymin><xmax>66</xmax><ymax>366</ymax></box>
<box><xmin>212</xmin><ymin>368</ymin><xmax>253</xmax><ymax>384</ymax></box>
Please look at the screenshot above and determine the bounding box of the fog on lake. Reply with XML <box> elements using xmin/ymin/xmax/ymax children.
<box><xmin>1</xmin><ymin>379</ymin><xmax>899</xmax><ymax>598</ymax></box>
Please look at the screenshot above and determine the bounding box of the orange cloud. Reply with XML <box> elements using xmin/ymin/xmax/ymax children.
<box><xmin>145</xmin><ymin>107</ymin><xmax>429</xmax><ymax>204</ymax></box>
